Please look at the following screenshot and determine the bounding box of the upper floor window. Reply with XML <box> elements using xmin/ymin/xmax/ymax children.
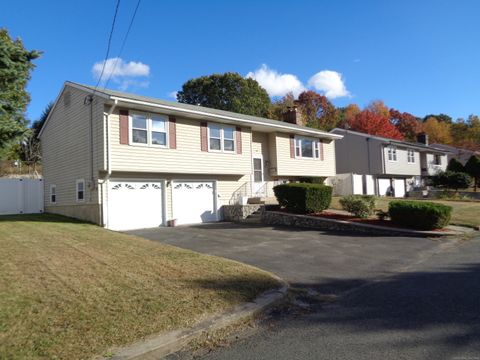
<box><xmin>407</xmin><ymin>149</ymin><xmax>415</xmax><ymax>163</ymax></box>
<box><xmin>208</xmin><ymin>124</ymin><xmax>235</xmax><ymax>152</ymax></box>
<box><xmin>50</xmin><ymin>184</ymin><xmax>56</xmax><ymax>204</ymax></box>
<box><xmin>130</xmin><ymin>113</ymin><xmax>168</xmax><ymax>147</ymax></box>
<box><xmin>76</xmin><ymin>179</ymin><xmax>85</xmax><ymax>202</ymax></box>
<box><xmin>295</xmin><ymin>137</ymin><xmax>321</xmax><ymax>159</ymax></box>
<box><xmin>388</xmin><ymin>145</ymin><xmax>397</xmax><ymax>161</ymax></box>
<box><xmin>433</xmin><ymin>154</ymin><xmax>442</xmax><ymax>165</ymax></box>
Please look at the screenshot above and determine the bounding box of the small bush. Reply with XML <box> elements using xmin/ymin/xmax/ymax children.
<box><xmin>339</xmin><ymin>195</ymin><xmax>376</xmax><ymax>218</ymax></box>
<box><xmin>273</xmin><ymin>183</ymin><xmax>332</xmax><ymax>214</ymax></box>
<box><xmin>388</xmin><ymin>200</ymin><xmax>452</xmax><ymax>230</ymax></box>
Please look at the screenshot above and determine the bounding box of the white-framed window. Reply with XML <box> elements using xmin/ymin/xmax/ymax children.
<box><xmin>388</xmin><ymin>145</ymin><xmax>397</xmax><ymax>161</ymax></box>
<box><xmin>76</xmin><ymin>179</ymin><xmax>85</xmax><ymax>202</ymax></box>
<box><xmin>407</xmin><ymin>149</ymin><xmax>415</xmax><ymax>163</ymax></box>
<box><xmin>433</xmin><ymin>154</ymin><xmax>442</xmax><ymax>165</ymax></box>
<box><xmin>208</xmin><ymin>123</ymin><xmax>235</xmax><ymax>152</ymax></box>
<box><xmin>295</xmin><ymin>136</ymin><xmax>321</xmax><ymax>159</ymax></box>
<box><xmin>50</xmin><ymin>184</ymin><xmax>56</xmax><ymax>204</ymax></box>
<box><xmin>130</xmin><ymin>112</ymin><xmax>168</xmax><ymax>147</ymax></box>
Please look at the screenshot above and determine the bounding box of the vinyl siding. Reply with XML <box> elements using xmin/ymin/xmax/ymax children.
<box><xmin>274</xmin><ymin>133</ymin><xmax>336</xmax><ymax>177</ymax></box>
<box><xmin>383</xmin><ymin>146</ymin><xmax>421</xmax><ymax>176</ymax></box>
<box><xmin>422</xmin><ymin>153</ymin><xmax>447</xmax><ymax>175</ymax></box>
<box><xmin>40</xmin><ymin>86</ymin><xmax>105</xmax><ymax>223</ymax></box>
<box><xmin>333</xmin><ymin>130</ymin><xmax>383</xmax><ymax>175</ymax></box>
<box><xmin>108</xmin><ymin>110</ymin><xmax>252</xmax><ymax>175</ymax></box>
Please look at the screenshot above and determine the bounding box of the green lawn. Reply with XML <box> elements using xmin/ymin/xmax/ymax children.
<box><xmin>0</xmin><ymin>214</ymin><xmax>278</xmax><ymax>359</ymax></box>
<box><xmin>331</xmin><ymin>196</ymin><xmax>480</xmax><ymax>228</ymax></box>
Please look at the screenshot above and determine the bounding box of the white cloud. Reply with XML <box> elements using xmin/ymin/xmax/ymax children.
<box><xmin>246</xmin><ymin>64</ymin><xmax>305</xmax><ymax>97</ymax></box>
<box><xmin>91</xmin><ymin>57</ymin><xmax>150</xmax><ymax>90</ymax></box>
<box><xmin>307</xmin><ymin>70</ymin><xmax>350</xmax><ymax>99</ymax></box>
<box><xmin>168</xmin><ymin>91</ymin><xmax>178</xmax><ymax>100</ymax></box>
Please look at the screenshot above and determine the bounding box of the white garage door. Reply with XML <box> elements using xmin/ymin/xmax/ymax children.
<box><xmin>378</xmin><ymin>179</ymin><xmax>391</xmax><ymax>196</ymax></box>
<box><xmin>172</xmin><ymin>181</ymin><xmax>218</xmax><ymax>225</ymax></box>
<box><xmin>107</xmin><ymin>180</ymin><xmax>164</xmax><ymax>231</ymax></box>
<box><xmin>393</xmin><ymin>179</ymin><xmax>406</xmax><ymax>198</ymax></box>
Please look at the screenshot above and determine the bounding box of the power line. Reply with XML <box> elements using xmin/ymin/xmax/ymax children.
<box><xmin>93</xmin><ymin>0</ymin><xmax>122</xmax><ymax>93</ymax></box>
<box><xmin>104</xmin><ymin>0</ymin><xmax>142</xmax><ymax>89</ymax></box>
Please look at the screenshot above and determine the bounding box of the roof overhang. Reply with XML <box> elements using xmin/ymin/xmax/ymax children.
<box><xmin>109</xmin><ymin>96</ymin><xmax>343</xmax><ymax>140</ymax></box>
<box><xmin>383</xmin><ymin>140</ymin><xmax>450</xmax><ymax>154</ymax></box>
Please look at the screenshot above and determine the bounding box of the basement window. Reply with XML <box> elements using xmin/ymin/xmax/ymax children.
<box><xmin>76</xmin><ymin>179</ymin><xmax>85</xmax><ymax>202</ymax></box>
<box><xmin>50</xmin><ymin>184</ymin><xmax>56</xmax><ymax>204</ymax></box>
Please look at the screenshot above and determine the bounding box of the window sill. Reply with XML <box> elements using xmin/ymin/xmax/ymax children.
<box><xmin>129</xmin><ymin>142</ymin><xmax>169</xmax><ymax>149</ymax></box>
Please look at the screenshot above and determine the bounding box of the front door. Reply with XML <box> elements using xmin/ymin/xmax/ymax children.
<box><xmin>252</xmin><ymin>156</ymin><xmax>265</xmax><ymax>195</ymax></box>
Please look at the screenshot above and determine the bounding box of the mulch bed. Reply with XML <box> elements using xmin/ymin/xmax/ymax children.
<box><xmin>312</xmin><ymin>211</ymin><xmax>449</xmax><ymax>232</ymax></box>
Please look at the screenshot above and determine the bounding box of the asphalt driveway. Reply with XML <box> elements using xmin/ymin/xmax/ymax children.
<box><xmin>130</xmin><ymin>223</ymin><xmax>480</xmax><ymax>359</ymax></box>
<box><xmin>129</xmin><ymin>223</ymin><xmax>447</xmax><ymax>295</ymax></box>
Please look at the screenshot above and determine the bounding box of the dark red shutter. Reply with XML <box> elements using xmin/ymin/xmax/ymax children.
<box><xmin>169</xmin><ymin>116</ymin><xmax>177</xmax><ymax>149</ymax></box>
<box><xmin>320</xmin><ymin>140</ymin><xmax>324</xmax><ymax>161</ymax></box>
<box><xmin>119</xmin><ymin>110</ymin><xmax>129</xmax><ymax>145</ymax></box>
<box><xmin>290</xmin><ymin>135</ymin><xmax>295</xmax><ymax>158</ymax></box>
<box><xmin>200</xmin><ymin>122</ymin><xmax>208</xmax><ymax>151</ymax></box>
<box><xmin>236</xmin><ymin>127</ymin><xmax>242</xmax><ymax>154</ymax></box>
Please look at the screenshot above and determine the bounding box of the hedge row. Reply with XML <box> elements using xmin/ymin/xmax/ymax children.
<box><xmin>273</xmin><ymin>183</ymin><xmax>332</xmax><ymax>214</ymax></box>
<box><xmin>388</xmin><ymin>200</ymin><xmax>452</xmax><ymax>230</ymax></box>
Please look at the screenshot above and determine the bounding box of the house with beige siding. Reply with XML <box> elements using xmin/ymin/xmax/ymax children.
<box><xmin>39</xmin><ymin>82</ymin><xmax>342</xmax><ymax>230</ymax></box>
<box><xmin>330</xmin><ymin>128</ymin><xmax>449</xmax><ymax>197</ymax></box>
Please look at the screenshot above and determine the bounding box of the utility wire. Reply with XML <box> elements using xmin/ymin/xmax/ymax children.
<box><xmin>93</xmin><ymin>0</ymin><xmax>122</xmax><ymax>93</ymax></box>
<box><xmin>104</xmin><ymin>0</ymin><xmax>142</xmax><ymax>89</ymax></box>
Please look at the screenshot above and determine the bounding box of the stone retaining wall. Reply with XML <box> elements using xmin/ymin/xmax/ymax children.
<box><xmin>223</xmin><ymin>204</ymin><xmax>263</xmax><ymax>222</ymax></box>
<box><xmin>262</xmin><ymin>211</ymin><xmax>424</xmax><ymax>236</ymax></box>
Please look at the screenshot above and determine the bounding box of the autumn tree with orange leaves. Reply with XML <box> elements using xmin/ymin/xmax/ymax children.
<box><xmin>389</xmin><ymin>109</ymin><xmax>422</xmax><ymax>142</ymax></box>
<box><xmin>348</xmin><ymin>110</ymin><xmax>404</xmax><ymax>140</ymax></box>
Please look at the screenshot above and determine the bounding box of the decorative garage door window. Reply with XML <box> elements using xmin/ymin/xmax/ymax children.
<box><xmin>111</xmin><ymin>183</ymin><xmax>160</xmax><ymax>190</ymax></box>
<box><xmin>174</xmin><ymin>182</ymin><xmax>213</xmax><ymax>190</ymax></box>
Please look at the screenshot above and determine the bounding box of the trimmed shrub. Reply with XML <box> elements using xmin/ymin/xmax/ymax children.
<box><xmin>339</xmin><ymin>195</ymin><xmax>376</xmax><ymax>218</ymax></box>
<box><xmin>431</xmin><ymin>171</ymin><xmax>471</xmax><ymax>192</ymax></box>
<box><xmin>388</xmin><ymin>200</ymin><xmax>452</xmax><ymax>230</ymax></box>
<box><xmin>273</xmin><ymin>183</ymin><xmax>332</xmax><ymax>214</ymax></box>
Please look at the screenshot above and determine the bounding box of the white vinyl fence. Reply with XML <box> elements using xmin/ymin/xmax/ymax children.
<box><xmin>0</xmin><ymin>178</ymin><xmax>44</xmax><ymax>215</ymax></box>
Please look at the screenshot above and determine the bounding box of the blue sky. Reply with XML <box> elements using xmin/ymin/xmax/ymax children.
<box><xmin>2</xmin><ymin>0</ymin><xmax>480</xmax><ymax>122</ymax></box>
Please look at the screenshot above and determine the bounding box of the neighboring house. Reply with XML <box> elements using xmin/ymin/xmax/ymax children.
<box><xmin>39</xmin><ymin>82</ymin><xmax>342</xmax><ymax>230</ymax></box>
<box><xmin>430</xmin><ymin>143</ymin><xmax>480</xmax><ymax>165</ymax></box>
<box><xmin>329</xmin><ymin>129</ymin><xmax>449</xmax><ymax>197</ymax></box>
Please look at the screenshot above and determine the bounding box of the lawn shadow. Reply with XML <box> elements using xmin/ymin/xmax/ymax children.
<box><xmin>0</xmin><ymin>213</ymin><xmax>88</xmax><ymax>224</ymax></box>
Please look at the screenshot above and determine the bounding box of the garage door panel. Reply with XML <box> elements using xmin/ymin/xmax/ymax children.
<box><xmin>172</xmin><ymin>181</ymin><xmax>218</xmax><ymax>225</ymax></box>
<box><xmin>108</xmin><ymin>180</ymin><xmax>164</xmax><ymax>231</ymax></box>
<box><xmin>393</xmin><ymin>179</ymin><xmax>406</xmax><ymax>198</ymax></box>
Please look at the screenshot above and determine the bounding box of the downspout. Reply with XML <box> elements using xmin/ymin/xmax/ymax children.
<box><xmin>99</xmin><ymin>99</ymin><xmax>117</xmax><ymax>227</ymax></box>
<box><xmin>106</xmin><ymin>99</ymin><xmax>117</xmax><ymax>176</ymax></box>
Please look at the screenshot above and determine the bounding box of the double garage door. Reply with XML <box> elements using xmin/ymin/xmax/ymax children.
<box><xmin>107</xmin><ymin>179</ymin><xmax>217</xmax><ymax>231</ymax></box>
<box><xmin>377</xmin><ymin>178</ymin><xmax>406</xmax><ymax>198</ymax></box>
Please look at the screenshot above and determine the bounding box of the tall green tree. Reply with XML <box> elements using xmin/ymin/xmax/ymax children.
<box><xmin>177</xmin><ymin>72</ymin><xmax>271</xmax><ymax>117</ymax></box>
<box><xmin>446</xmin><ymin>158</ymin><xmax>465</xmax><ymax>173</ymax></box>
<box><xmin>0</xmin><ymin>28</ymin><xmax>40</xmax><ymax>151</ymax></box>
<box><xmin>465</xmin><ymin>155</ymin><xmax>480</xmax><ymax>192</ymax></box>
<box><xmin>16</xmin><ymin>102</ymin><xmax>53</xmax><ymax>174</ymax></box>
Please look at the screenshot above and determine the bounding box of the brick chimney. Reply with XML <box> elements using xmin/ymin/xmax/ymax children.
<box><xmin>417</xmin><ymin>132</ymin><xmax>429</xmax><ymax>145</ymax></box>
<box><xmin>283</xmin><ymin>106</ymin><xmax>304</xmax><ymax>126</ymax></box>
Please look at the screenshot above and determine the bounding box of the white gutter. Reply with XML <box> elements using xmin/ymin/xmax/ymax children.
<box><xmin>109</xmin><ymin>96</ymin><xmax>343</xmax><ymax>140</ymax></box>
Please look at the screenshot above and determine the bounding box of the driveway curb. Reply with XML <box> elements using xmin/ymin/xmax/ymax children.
<box><xmin>107</xmin><ymin>279</ymin><xmax>288</xmax><ymax>360</ymax></box>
